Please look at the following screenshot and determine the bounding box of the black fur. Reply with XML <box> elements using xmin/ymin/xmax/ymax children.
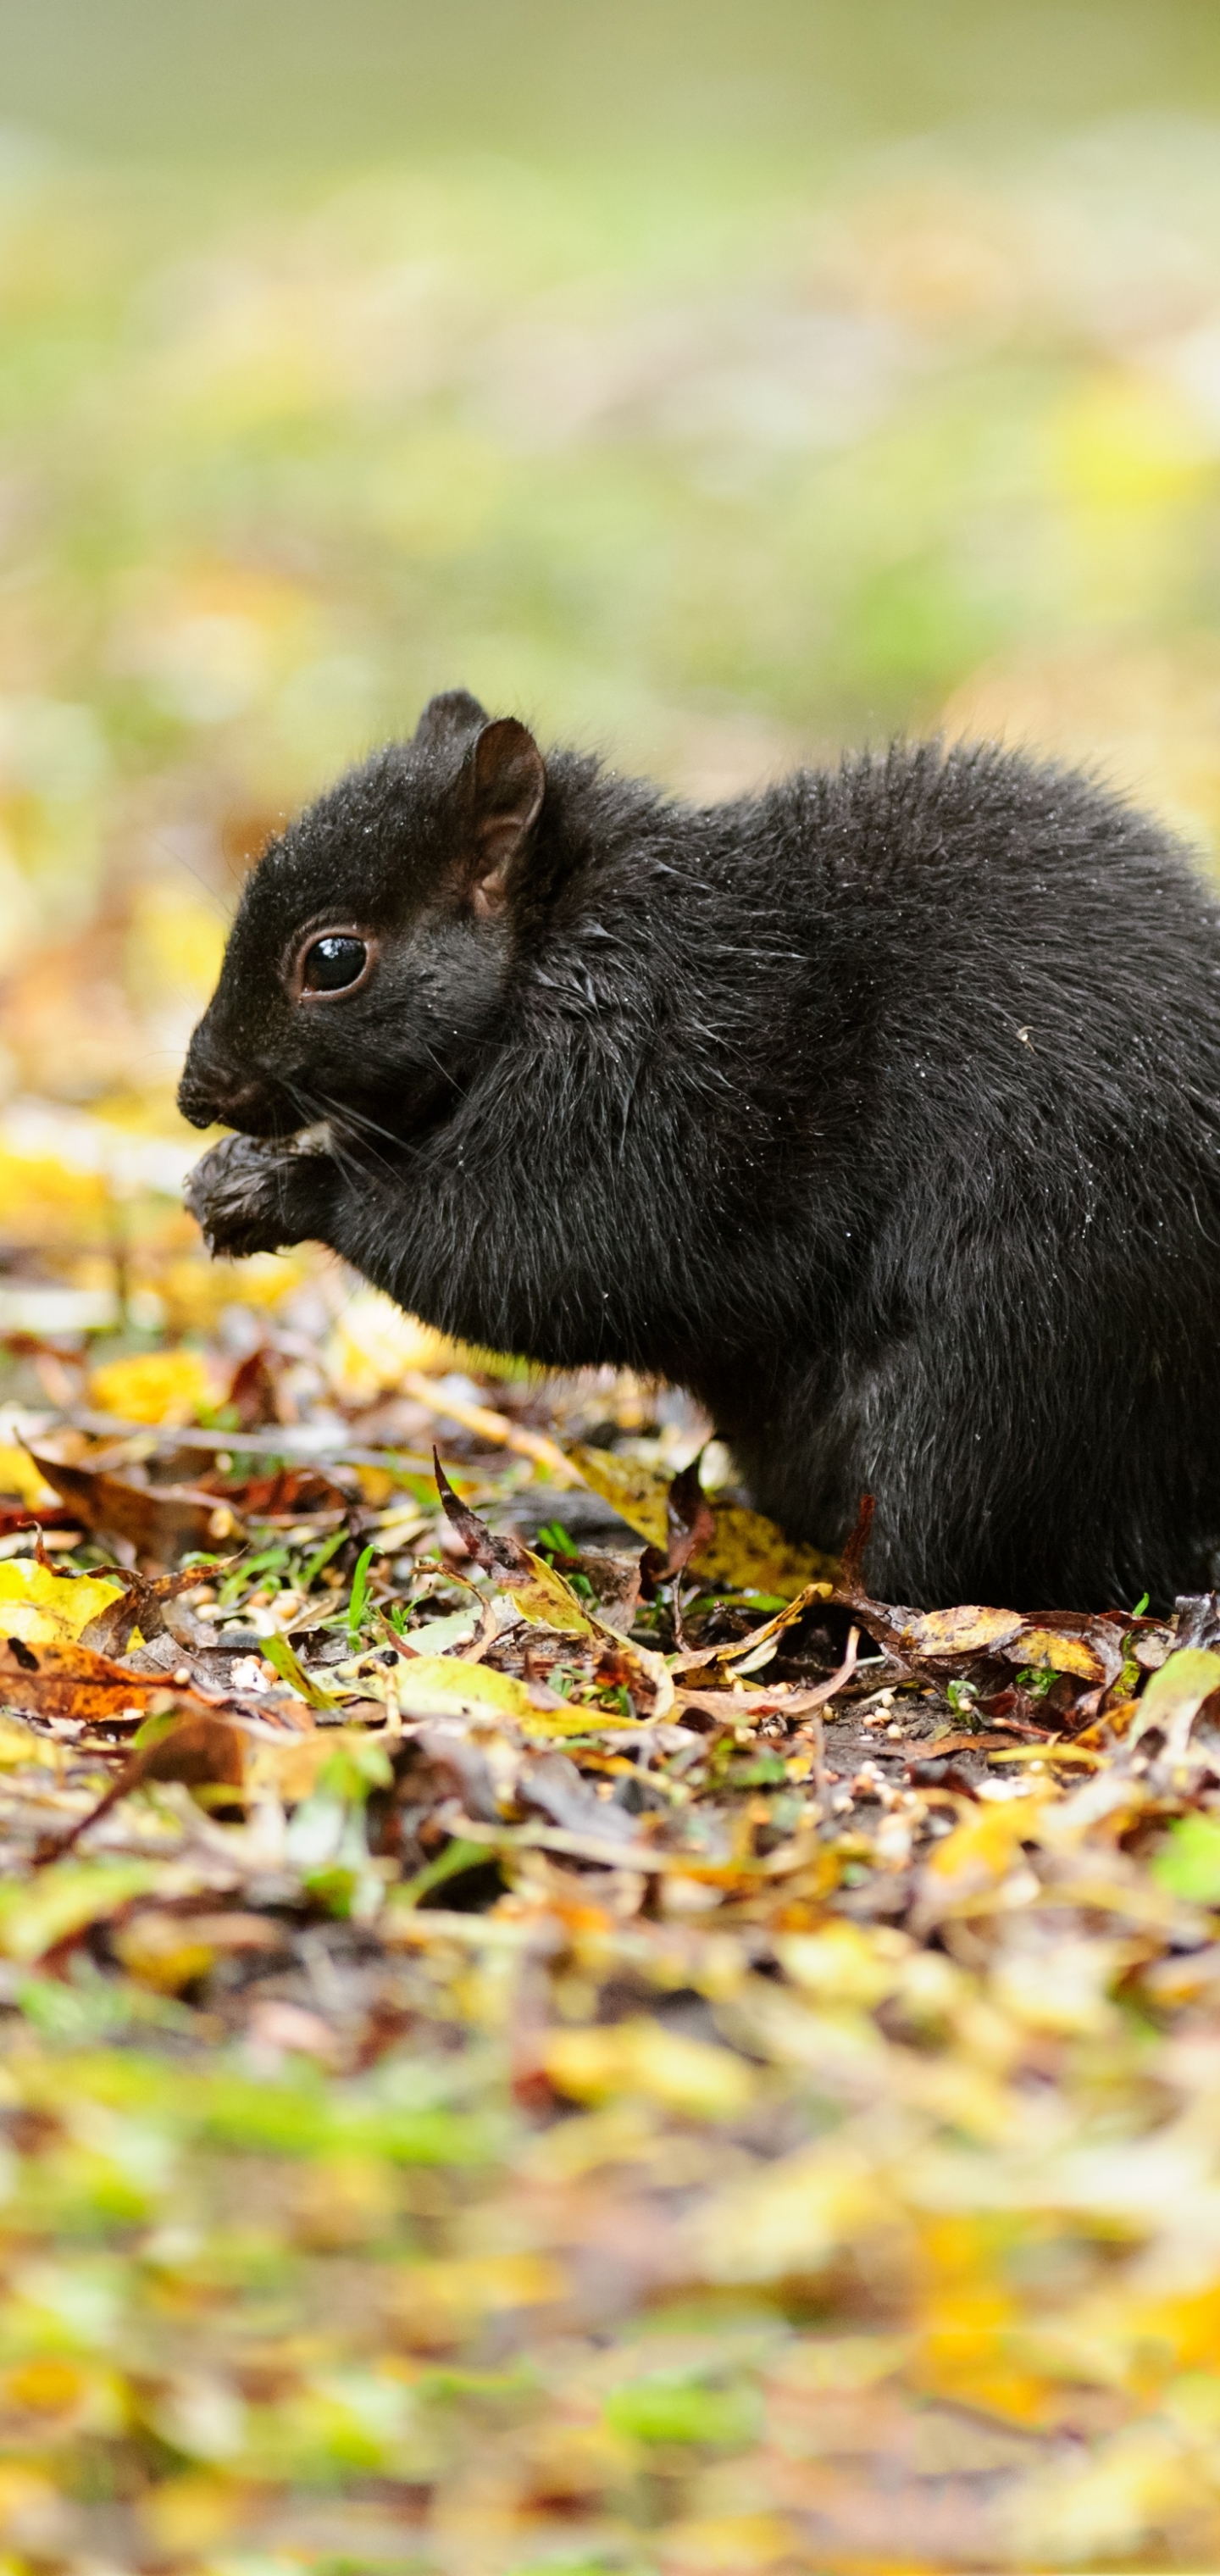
<box><xmin>179</xmin><ymin>689</ymin><xmax>1220</xmax><ymax>1611</ymax></box>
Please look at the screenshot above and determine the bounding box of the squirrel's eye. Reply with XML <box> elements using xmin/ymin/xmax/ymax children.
<box><xmin>300</xmin><ymin>935</ymin><xmax>369</xmax><ymax>995</ymax></box>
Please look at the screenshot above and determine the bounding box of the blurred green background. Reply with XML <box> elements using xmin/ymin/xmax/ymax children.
<box><xmin>6</xmin><ymin>0</ymin><xmax>1220</xmax><ymax>1117</ymax></box>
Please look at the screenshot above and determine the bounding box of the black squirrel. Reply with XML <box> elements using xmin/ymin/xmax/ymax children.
<box><xmin>180</xmin><ymin>687</ymin><xmax>1220</xmax><ymax>1611</ymax></box>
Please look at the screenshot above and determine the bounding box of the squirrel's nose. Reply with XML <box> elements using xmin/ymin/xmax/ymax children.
<box><xmin>177</xmin><ymin>1059</ymin><xmax>270</xmax><ymax>1132</ymax></box>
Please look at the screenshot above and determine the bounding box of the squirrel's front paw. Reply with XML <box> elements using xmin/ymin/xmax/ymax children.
<box><xmin>186</xmin><ymin>1133</ymin><xmax>320</xmax><ymax>1258</ymax></box>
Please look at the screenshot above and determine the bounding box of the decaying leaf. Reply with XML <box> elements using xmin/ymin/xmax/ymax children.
<box><xmin>25</xmin><ymin>1447</ymin><xmax>244</xmax><ymax>1564</ymax></box>
<box><xmin>571</xmin><ymin>1444</ymin><xmax>837</xmax><ymax>1596</ymax></box>
<box><xmin>639</xmin><ymin>1455</ymin><xmax>716</xmax><ymax>1593</ymax></box>
<box><xmin>687</xmin><ymin>1501</ymin><xmax>839</xmax><ymax>1597</ymax></box>
<box><xmin>566</xmin><ymin>1445</ymin><xmax>671</xmax><ymax>1548</ymax></box>
<box><xmin>77</xmin><ymin>1563</ymin><xmax>227</xmax><ymax>1657</ymax></box>
<box><xmin>0</xmin><ymin>1634</ymin><xmax>169</xmax><ymax>1727</ymax></box>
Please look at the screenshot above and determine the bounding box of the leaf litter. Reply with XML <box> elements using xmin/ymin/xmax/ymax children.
<box><xmin>1</xmin><ymin>1332</ymin><xmax>1220</xmax><ymax>2568</ymax></box>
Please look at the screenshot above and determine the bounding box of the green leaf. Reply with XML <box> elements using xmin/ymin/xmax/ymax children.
<box><xmin>318</xmin><ymin>1738</ymin><xmax>393</xmax><ymax>1801</ymax></box>
<box><xmin>603</xmin><ymin>2372</ymin><xmax>762</xmax><ymax>2448</ymax></box>
<box><xmin>262</xmin><ymin>1632</ymin><xmax>341</xmax><ymax>1713</ymax></box>
<box><xmin>389</xmin><ymin>1837</ymin><xmax>497</xmax><ymax>1911</ymax></box>
<box><xmin>347</xmin><ymin>1541</ymin><xmax>379</xmax><ymax>1643</ymax></box>
<box><xmin>1153</xmin><ymin>1813</ymin><xmax>1220</xmax><ymax>1902</ymax></box>
<box><xmin>1131</xmin><ymin>1648</ymin><xmax>1220</xmax><ymax>1760</ymax></box>
<box><xmin>0</xmin><ymin>1860</ymin><xmax>162</xmax><ymax>1963</ymax></box>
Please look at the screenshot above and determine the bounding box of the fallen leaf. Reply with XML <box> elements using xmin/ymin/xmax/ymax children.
<box><xmin>0</xmin><ymin>1447</ymin><xmax>60</xmax><ymax>1513</ymax></box>
<box><xmin>435</xmin><ymin>1454</ymin><xmax>596</xmax><ymax>1634</ymax></box>
<box><xmin>0</xmin><ymin>1634</ymin><xmax>167</xmax><ymax>1726</ymax></box>
<box><xmin>0</xmin><ymin>1558</ymin><xmax>125</xmax><ymax>1646</ymax></box>
<box><xmin>568</xmin><ymin>1446</ymin><xmax>670</xmax><ymax>1547</ymax></box>
<box><xmin>25</xmin><ymin>1448</ymin><xmax>244</xmax><ymax>1565</ymax></box>
<box><xmin>77</xmin><ymin>1564</ymin><xmax>227</xmax><ymax>1657</ymax></box>
<box><xmin>542</xmin><ymin>2019</ymin><xmax>756</xmax><ymax>2118</ymax></box>
<box><xmin>570</xmin><ymin>1445</ymin><xmax>836</xmax><ymax>1597</ymax></box>
<box><xmin>690</xmin><ymin>1503</ymin><xmax>838</xmax><ymax>1598</ymax></box>
<box><xmin>88</xmin><ymin>1348</ymin><xmax>215</xmax><ymax>1426</ymax></box>
<box><xmin>640</xmin><ymin>1456</ymin><xmax>716</xmax><ymax>1594</ymax></box>
<box><xmin>0</xmin><ymin>1858</ymin><xmax>162</xmax><ymax>1960</ymax></box>
<box><xmin>393</xmin><ymin>1653</ymin><xmax>549</xmax><ymax>1726</ymax></box>
<box><xmin>114</xmin><ymin>1907</ymin><xmax>286</xmax><ymax>1991</ymax></box>
<box><xmin>918</xmin><ymin>1794</ymin><xmax>1054</xmax><ymax>1914</ymax></box>
<box><xmin>1128</xmin><ymin>1646</ymin><xmax>1220</xmax><ymax>1761</ymax></box>
<box><xmin>1001</xmin><ymin>1626</ymin><xmax>1106</xmax><ymax>1684</ymax></box>
<box><xmin>904</xmin><ymin>1606</ymin><xmax>1025</xmax><ymax>1658</ymax></box>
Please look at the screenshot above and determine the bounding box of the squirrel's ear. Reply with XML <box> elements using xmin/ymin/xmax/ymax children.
<box><xmin>469</xmin><ymin>718</ymin><xmax>546</xmax><ymax>918</ymax></box>
<box><xmin>413</xmin><ymin>688</ymin><xmax>489</xmax><ymax>752</ymax></box>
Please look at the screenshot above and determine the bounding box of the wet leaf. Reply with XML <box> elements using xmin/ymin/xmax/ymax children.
<box><xmin>570</xmin><ymin>1446</ymin><xmax>835</xmax><ymax>1597</ymax></box>
<box><xmin>689</xmin><ymin>1503</ymin><xmax>839</xmax><ymax>1598</ymax></box>
<box><xmin>1001</xmin><ymin>1625</ymin><xmax>1106</xmax><ymax>1682</ymax></box>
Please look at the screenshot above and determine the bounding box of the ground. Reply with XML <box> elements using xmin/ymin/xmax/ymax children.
<box><xmin>0</xmin><ymin>1221</ymin><xmax>1219</xmax><ymax>2575</ymax></box>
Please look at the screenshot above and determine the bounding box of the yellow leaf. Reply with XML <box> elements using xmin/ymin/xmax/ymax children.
<box><xmin>112</xmin><ymin>1915</ymin><xmax>220</xmax><ymax>1994</ymax></box>
<box><xmin>568</xmin><ymin>1445</ymin><xmax>669</xmax><ymax>1548</ymax></box>
<box><xmin>689</xmin><ymin>2130</ymin><xmax>889</xmax><ymax>2280</ymax></box>
<box><xmin>775</xmin><ymin>1922</ymin><xmax>906</xmax><ymax>2010</ymax></box>
<box><xmin>385</xmin><ymin>2251</ymin><xmax>566</xmax><ymax>2344</ymax></box>
<box><xmin>0</xmin><ymin>1714</ymin><xmax>58</xmax><ymax>1769</ymax></box>
<box><xmin>570</xmin><ymin>1446</ymin><xmax>836</xmax><ymax>1598</ymax></box>
<box><xmin>0</xmin><ymin>1860</ymin><xmax>161</xmax><ymax>1961</ymax></box>
<box><xmin>0</xmin><ymin>1558</ymin><xmax>124</xmax><ymax>1646</ymax></box>
<box><xmin>658</xmin><ymin>2515</ymin><xmax>796</xmax><ymax>2571</ymax></box>
<box><xmin>542</xmin><ymin>2018</ymin><xmax>756</xmax><ymax>2118</ymax></box>
<box><xmin>140</xmin><ymin>2473</ymin><xmax>247</xmax><ymax>2555</ymax></box>
<box><xmin>690</xmin><ymin>1504</ymin><xmax>837</xmax><ymax>1600</ymax></box>
<box><xmin>904</xmin><ymin>1604</ymin><xmax>1023</xmax><ymax>1657</ymax></box>
<box><xmin>324</xmin><ymin>1286</ymin><xmax>458</xmax><ymax>1402</ymax></box>
<box><xmin>922</xmin><ymin>1796</ymin><xmax>1051</xmax><ymax>1904</ymax></box>
<box><xmin>88</xmin><ymin>1347</ymin><xmax>214</xmax><ymax>1426</ymax></box>
<box><xmin>511</xmin><ymin>1551</ymin><xmax>596</xmax><ymax>1635</ymax></box>
<box><xmin>1012</xmin><ymin>1627</ymin><xmax>1104</xmax><ymax>1681</ymax></box>
<box><xmin>392</xmin><ymin>1653</ymin><xmax>544</xmax><ymax>1725</ymax></box>
<box><xmin>0</xmin><ymin>2465</ymin><xmax>62</xmax><ymax>2543</ymax></box>
<box><xmin>0</xmin><ymin>1446</ymin><xmax>59</xmax><ymax>1511</ymax></box>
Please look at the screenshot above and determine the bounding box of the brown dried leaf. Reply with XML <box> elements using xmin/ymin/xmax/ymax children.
<box><xmin>640</xmin><ymin>1456</ymin><xmax>717</xmax><ymax>1595</ymax></box>
<box><xmin>25</xmin><ymin>1446</ymin><xmax>245</xmax><ymax>1566</ymax></box>
<box><xmin>0</xmin><ymin>1634</ymin><xmax>169</xmax><ymax>1728</ymax></box>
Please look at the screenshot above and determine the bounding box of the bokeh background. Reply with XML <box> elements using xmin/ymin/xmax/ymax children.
<box><xmin>8</xmin><ymin>0</ymin><xmax>1220</xmax><ymax>1325</ymax></box>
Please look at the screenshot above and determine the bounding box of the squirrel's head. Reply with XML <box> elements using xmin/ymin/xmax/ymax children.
<box><xmin>177</xmin><ymin>690</ymin><xmax>546</xmax><ymax>1141</ymax></box>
